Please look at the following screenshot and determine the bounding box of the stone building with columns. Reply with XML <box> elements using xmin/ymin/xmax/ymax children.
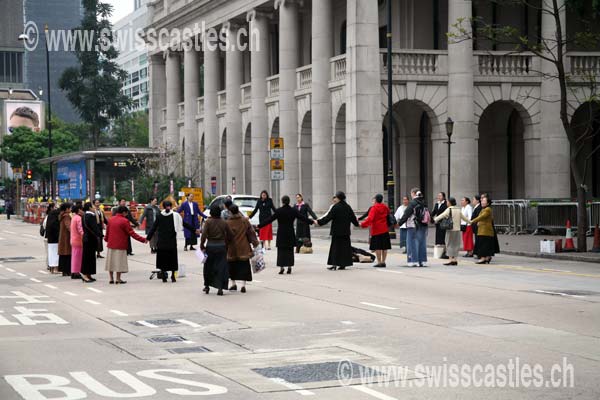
<box><xmin>146</xmin><ymin>0</ymin><xmax>600</xmax><ymax>212</ymax></box>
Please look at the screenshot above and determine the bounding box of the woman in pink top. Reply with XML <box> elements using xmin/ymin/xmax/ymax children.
<box><xmin>70</xmin><ymin>204</ymin><xmax>84</xmax><ymax>279</ymax></box>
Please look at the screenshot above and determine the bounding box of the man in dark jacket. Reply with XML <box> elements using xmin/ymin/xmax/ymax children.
<box><xmin>470</xmin><ymin>195</ymin><xmax>482</xmax><ymax>259</ymax></box>
<box><xmin>431</xmin><ymin>192</ymin><xmax>448</xmax><ymax>259</ymax></box>
<box><xmin>396</xmin><ymin>188</ymin><xmax>429</xmax><ymax>267</ymax></box>
<box><xmin>316</xmin><ymin>191</ymin><xmax>359</xmax><ymax>270</ymax></box>
<box><xmin>139</xmin><ymin>197</ymin><xmax>160</xmax><ymax>253</ymax></box>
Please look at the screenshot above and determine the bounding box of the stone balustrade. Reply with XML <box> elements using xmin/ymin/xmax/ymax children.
<box><xmin>217</xmin><ymin>90</ymin><xmax>227</xmax><ymax>111</ymax></box>
<box><xmin>380</xmin><ymin>49</ymin><xmax>447</xmax><ymax>76</ymax></box>
<box><xmin>330</xmin><ymin>55</ymin><xmax>347</xmax><ymax>82</ymax></box>
<box><xmin>568</xmin><ymin>52</ymin><xmax>600</xmax><ymax>76</ymax></box>
<box><xmin>267</xmin><ymin>75</ymin><xmax>279</xmax><ymax>97</ymax></box>
<box><xmin>475</xmin><ymin>51</ymin><xmax>537</xmax><ymax>77</ymax></box>
<box><xmin>197</xmin><ymin>97</ymin><xmax>204</xmax><ymax>116</ymax></box>
<box><xmin>241</xmin><ymin>83</ymin><xmax>251</xmax><ymax>105</ymax></box>
<box><xmin>177</xmin><ymin>102</ymin><xmax>185</xmax><ymax>120</ymax></box>
<box><xmin>296</xmin><ymin>65</ymin><xmax>312</xmax><ymax>90</ymax></box>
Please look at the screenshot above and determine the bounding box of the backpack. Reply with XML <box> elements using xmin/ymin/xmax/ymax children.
<box><xmin>387</xmin><ymin>213</ymin><xmax>397</xmax><ymax>228</ymax></box>
<box><xmin>413</xmin><ymin>202</ymin><xmax>431</xmax><ymax>227</ymax></box>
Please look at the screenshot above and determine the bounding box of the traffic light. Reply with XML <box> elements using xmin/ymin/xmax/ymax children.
<box><xmin>25</xmin><ymin>169</ymin><xmax>32</xmax><ymax>185</ymax></box>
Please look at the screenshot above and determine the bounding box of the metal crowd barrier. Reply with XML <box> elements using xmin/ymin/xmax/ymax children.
<box><xmin>591</xmin><ymin>202</ymin><xmax>600</xmax><ymax>227</ymax></box>
<box><xmin>491</xmin><ymin>200</ymin><xmax>530</xmax><ymax>234</ymax></box>
<box><xmin>535</xmin><ymin>202</ymin><xmax>578</xmax><ymax>231</ymax></box>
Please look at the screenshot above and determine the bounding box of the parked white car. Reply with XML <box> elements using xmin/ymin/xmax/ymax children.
<box><xmin>207</xmin><ymin>195</ymin><xmax>260</xmax><ymax>225</ymax></box>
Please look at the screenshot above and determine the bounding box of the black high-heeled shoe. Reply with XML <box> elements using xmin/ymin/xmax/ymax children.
<box><xmin>171</xmin><ymin>274</ymin><xmax>176</xmax><ymax>283</ymax></box>
<box><xmin>241</xmin><ymin>287</ymin><xmax>246</xmax><ymax>293</ymax></box>
<box><xmin>278</xmin><ymin>268</ymin><xmax>284</xmax><ymax>275</ymax></box>
<box><xmin>287</xmin><ymin>267</ymin><xmax>292</xmax><ymax>274</ymax></box>
<box><xmin>162</xmin><ymin>275</ymin><xmax>168</xmax><ymax>283</ymax></box>
<box><xmin>327</xmin><ymin>266</ymin><xmax>337</xmax><ymax>271</ymax></box>
<box><xmin>217</xmin><ymin>289</ymin><xmax>224</xmax><ymax>296</ymax></box>
<box><xmin>203</xmin><ymin>286</ymin><xmax>209</xmax><ymax>294</ymax></box>
<box><xmin>229</xmin><ymin>285</ymin><xmax>238</xmax><ymax>291</ymax></box>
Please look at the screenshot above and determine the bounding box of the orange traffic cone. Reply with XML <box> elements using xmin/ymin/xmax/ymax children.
<box><xmin>563</xmin><ymin>220</ymin><xmax>576</xmax><ymax>252</ymax></box>
<box><xmin>592</xmin><ymin>225</ymin><xmax>600</xmax><ymax>253</ymax></box>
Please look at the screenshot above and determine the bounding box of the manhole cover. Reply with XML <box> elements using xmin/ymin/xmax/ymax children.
<box><xmin>168</xmin><ymin>346</ymin><xmax>212</xmax><ymax>354</ymax></box>
<box><xmin>148</xmin><ymin>335</ymin><xmax>187</xmax><ymax>343</ymax></box>
<box><xmin>253</xmin><ymin>361</ymin><xmax>380</xmax><ymax>384</ymax></box>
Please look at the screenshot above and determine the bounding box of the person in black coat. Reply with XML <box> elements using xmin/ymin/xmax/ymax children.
<box><xmin>81</xmin><ymin>202</ymin><xmax>102</xmax><ymax>282</ymax></box>
<box><xmin>45</xmin><ymin>206</ymin><xmax>61</xmax><ymax>274</ymax></box>
<box><xmin>431</xmin><ymin>192</ymin><xmax>448</xmax><ymax>258</ymax></box>
<box><xmin>257</xmin><ymin>195</ymin><xmax>313</xmax><ymax>275</ymax></box>
<box><xmin>294</xmin><ymin>193</ymin><xmax>317</xmax><ymax>253</ymax></box>
<box><xmin>249</xmin><ymin>190</ymin><xmax>277</xmax><ymax>250</ymax></box>
<box><xmin>316</xmin><ymin>191</ymin><xmax>359</xmax><ymax>271</ymax></box>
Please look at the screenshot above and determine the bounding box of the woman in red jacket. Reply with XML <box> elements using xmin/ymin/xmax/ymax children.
<box><xmin>360</xmin><ymin>194</ymin><xmax>391</xmax><ymax>268</ymax></box>
<box><xmin>104</xmin><ymin>206</ymin><xmax>147</xmax><ymax>284</ymax></box>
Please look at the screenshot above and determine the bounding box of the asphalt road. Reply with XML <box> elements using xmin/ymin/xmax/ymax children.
<box><xmin>0</xmin><ymin>219</ymin><xmax>599</xmax><ymax>399</ymax></box>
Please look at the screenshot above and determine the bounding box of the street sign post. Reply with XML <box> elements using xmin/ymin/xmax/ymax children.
<box><xmin>270</xmin><ymin>159</ymin><xmax>284</xmax><ymax>181</ymax></box>
<box><xmin>270</xmin><ymin>138</ymin><xmax>284</xmax><ymax>181</ymax></box>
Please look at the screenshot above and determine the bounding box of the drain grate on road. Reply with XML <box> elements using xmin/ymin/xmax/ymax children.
<box><xmin>168</xmin><ymin>346</ymin><xmax>212</xmax><ymax>354</ymax></box>
<box><xmin>148</xmin><ymin>335</ymin><xmax>187</xmax><ymax>343</ymax></box>
<box><xmin>252</xmin><ymin>361</ymin><xmax>380</xmax><ymax>384</ymax></box>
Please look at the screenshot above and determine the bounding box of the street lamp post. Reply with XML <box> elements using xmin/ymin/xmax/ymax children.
<box><xmin>386</xmin><ymin>0</ymin><xmax>396</xmax><ymax>239</ymax></box>
<box><xmin>19</xmin><ymin>24</ymin><xmax>53</xmax><ymax>200</ymax></box>
<box><xmin>445</xmin><ymin>117</ymin><xmax>455</xmax><ymax>198</ymax></box>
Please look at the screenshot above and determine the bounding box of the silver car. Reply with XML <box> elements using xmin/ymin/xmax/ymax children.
<box><xmin>208</xmin><ymin>195</ymin><xmax>260</xmax><ymax>225</ymax></box>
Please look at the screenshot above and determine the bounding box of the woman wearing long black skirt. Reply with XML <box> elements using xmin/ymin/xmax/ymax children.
<box><xmin>294</xmin><ymin>194</ymin><xmax>317</xmax><ymax>253</ymax></box>
<box><xmin>147</xmin><ymin>201</ymin><xmax>197</xmax><ymax>283</ymax></box>
<box><xmin>81</xmin><ymin>202</ymin><xmax>101</xmax><ymax>282</ymax></box>
<box><xmin>258</xmin><ymin>195</ymin><xmax>313</xmax><ymax>275</ymax></box>
<box><xmin>316</xmin><ymin>191</ymin><xmax>359</xmax><ymax>270</ymax></box>
<box><xmin>200</xmin><ymin>204</ymin><xmax>233</xmax><ymax>295</ymax></box>
<box><xmin>226</xmin><ymin>204</ymin><xmax>259</xmax><ymax>292</ymax></box>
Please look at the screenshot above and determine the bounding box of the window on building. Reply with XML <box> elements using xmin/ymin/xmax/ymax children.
<box><xmin>132</xmin><ymin>85</ymin><xmax>140</xmax><ymax>97</ymax></box>
<box><xmin>139</xmin><ymin>54</ymin><xmax>147</xmax><ymax>65</ymax></box>
<box><xmin>0</xmin><ymin>51</ymin><xmax>24</xmax><ymax>84</ymax></box>
<box><xmin>140</xmin><ymin>67</ymin><xmax>147</xmax><ymax>79</ymax></box>
<box><xmin>132</xmin><ymin>71</ymin><xmax>139</xmax><ymax>83</ymax></box>
<box><xmin>140</xmin><ymin>82</ymin><xmax>148</xmax><ymax>93</ymax></box>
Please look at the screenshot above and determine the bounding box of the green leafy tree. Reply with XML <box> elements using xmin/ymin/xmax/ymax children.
<box><xmin>110</xmin><ymin>111</ymin><xmax>150</xmax><ymax>147</ymax></box>
<box><xmin>0</xmin><ymin>126</ymin><xmax>80</xmax><ymax>179</ymax></box>
<box><xmin>450</xmin><ymin>0</ymin><xmax>600</xmax><ymax>252</ymax></box>
<box><xmin>59</xmin><ymin>0</ymin><xmax>131</xmax><ymax>149</ymax></box>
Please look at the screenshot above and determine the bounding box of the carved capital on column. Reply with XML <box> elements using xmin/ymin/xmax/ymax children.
<box><xmin>247</xmin><ymin>8</ymin><xmax>273</xmax><ymax>22</ymax></box>
<box><xmin>274</xmin><ymin>0</ymin><xmax>303</xmax><ymax>10</ymax></box>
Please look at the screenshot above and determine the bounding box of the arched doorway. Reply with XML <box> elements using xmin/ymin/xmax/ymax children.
<box><xmin>243</xmin><ymin>124</ymin><xmax>252</xmax><ymax>194</ymax></box>
<box><xmin>220</xmin><ymin>129</ymin><xmax>227</xmax><ymax>194</ymax></box>
<box><xmin>299</xmin><ymin>111</ymin><xmax>312</xmax><ymax>203</ymax></box>
<box><xmin>478</xmin><ymin>101</ymin><xmax>527</xmax><ymax>199</ymax></box>
<box><xmin>571</xmin><ymin>102</ymin><xmax>600</xmax><ymax>198</ymax></box>
<box><xmin>270</xmin><ymin>117</ymin><xmax>280</xmax><ymax>205</ymax></box>
<box><xmin>383</xmin><ymin>100</ymin><xmax>434</xmax><ymax>201</ymax></box>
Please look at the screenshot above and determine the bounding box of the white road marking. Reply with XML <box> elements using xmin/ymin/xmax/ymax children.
<box><xmin>352</xmin><ymin>385</ymin><xmax>398</xmax><ymax>400</ymax></box>
<box><xmin>16</xmin><ymin>272</ymin><xmax>27</xmax><ymax>277</ymax></box>
<box><xmin>534</xmin><ymin>290</ymin><xmax>584</xmax><ymax>298</ymax></box>
<box><xmin>177</xmin><ymin>319</ymin><xmax>202</xmax><ymax>328</ymax></box>
<box><xmin>44</xmin><ymin>284</ymin><xmax>57</xmax><ymax>289</ymax></box>
<box><xmin>253</xmin><ymin>280</ymin><xmax>263</xmax><ymax>283</ymax></box>
<box><xmin>315</xmin><ymin>329</ymin><xmax>359</xmax><ymax>336</ymax></box>
<box><xmin>183</xmin><ymin>340</ymin><xmax>196</xmax><ymax>344</ymax></box>
<box><xmin>3</xmin><ymin>230</ymin><xmax>17</xmax><ymax>234</ymax></box>
<box><xmin>541</xmin><ymin>268</ymin><xmax>572</xmax><ymax>273</ymax></box>
<box><xmin>341</xmin><ymin>320</ymin><xmax>355</xmax><ymax>325</ymax></box>
<box><xmin>270</xmin><ymin>378</ymin><xmax>315</xmax><ymax>396</ymax></box>
<box><xmin>87</xmin><ymin>287</ymin><xmax>103</xmax><ymax>293</ymax></box>
<box><xmin>5</xmin><ymin>268</ymin><xmax>16</xmax><ymax>272</ymax></box>
<box><xmin>0</xmin><ymin>237</ymin><xmax>5</xmax><ymax>241</ymax></box>
<box><xmin>378</xmin><ymin>269</ymin><xmax>404</xmax><ymax>274</ymax></box>
<box><xmin>85</xmin><ymin>299</ymin><xmax>101</xmax><ymax>305</ymax></box>
<box><xmin>29</xmin><ymin>278</ymin><xmax>42</xmax><ymax>283</ymax></box>
<box><xmin>360</xmin><ymin>302</ymin><xmax>398</xmax><ymax>310</ymax></box>
<box><xmin>110</xmin><ymin>310</ymin><xmax>129</xmax><ymax>317</ymax></box>
<box><xmin>63</xmin><ymin>291</ymin><xmax>78</xmax><ymax>297</ymax></box>
<box><xmin>38</xmin><ymin>270</ymin><xmax>49</xmax><ymax>275</ymax></box>
<box><xmin>137</xmin><ymin>320</ymin><xmax>159</xmax><ymax>328</ymax></box>
<box><xmin>22</xmin><ymin>234</ymin><xmax>39</xmax><ymax>239</ymax></box>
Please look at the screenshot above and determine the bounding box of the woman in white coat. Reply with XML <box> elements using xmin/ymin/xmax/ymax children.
<box><xmin>433</xmin><ymin>197</ymin><xmax>469</xmax><ymax>266</ymax></box>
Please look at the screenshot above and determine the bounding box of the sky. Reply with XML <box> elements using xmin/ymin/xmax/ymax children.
<box><xmin>106</xmin><ymin>0</ymin><xmax>133</xmax><ymax>24</ymax></box>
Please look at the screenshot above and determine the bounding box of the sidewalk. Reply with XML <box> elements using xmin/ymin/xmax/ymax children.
<box><xmin>310</xmin><ymin>226</ymin><xmax>600</xmax><ymax>264</ymax></box>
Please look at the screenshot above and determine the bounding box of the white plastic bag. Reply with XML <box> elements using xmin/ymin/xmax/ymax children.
<box><xmin>178</xmin><ymin>264</ymin><xmax>186</xmax><ymax>278</ymax></box>
<box><xmin>433</xmin><ymin>245</ymin><xmax>445</xmax><ymax>259</ymax></box>
<box><xmin>195</xmin><ymin>248</ymin><xmax>207</xmax><ymax>263</ymax></box>
<box><xmin>251</xmin><ymin>246</ymin><xmax>266</xmax><ymax>273</ymax></box>
<box><xmin>539</xmin><ymin>240</ymin><xmax>555</xmax><ymax>254</ymax></box>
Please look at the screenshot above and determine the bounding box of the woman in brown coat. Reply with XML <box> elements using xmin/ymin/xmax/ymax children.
<box><xmin>58</xmin><ymin>203</ymin><xmax>72</xmax><ymax>277</ymax></box>
<box><xmin>226</xmin><ymin>205</ymin><xmax>259</xmax><ymax>293</ymax></box>
<box><xmin>200</xmin><ymin>204</ymin><xmax>233</xmax><ymax>296</ymax></box>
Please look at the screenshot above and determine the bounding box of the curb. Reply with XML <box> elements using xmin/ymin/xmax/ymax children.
<box><xmin>311</xmin><ymin>235</ymin><xmax>600</xmax><ymax>265</ymax></box>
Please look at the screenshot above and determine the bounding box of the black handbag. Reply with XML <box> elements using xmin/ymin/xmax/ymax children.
<box><xmin>439</xmin><ymin>208</ymin><xmax>454</xmax><ymax>231</ymax></box>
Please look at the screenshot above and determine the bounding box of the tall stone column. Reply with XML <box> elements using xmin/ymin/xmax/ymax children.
<box><xmin>247</xmin><ymin>10</ymin><xmax>270</xmax><ymax>195</ymax></box>
<box><xmin>184</xmin><ymin>47</ymin><xmax>200</xmax><ymax>181</ymax></box>
<box><xmin>447</xmin><ymin>0</ymin><xmax>477</xmax><ymax>198</ymax></box>
<box><xmin>204</xmin><ymin>40</ymin><xmax>220</xmax><ymax>195</ymax></box>
<box><xmin>275</xmin><ymin>0</ymin><xmax>300</xmax><ymax>197</ymax></box>
<box><xmin>540</xmin><ymin>0</ymin><xmax>569</xmax><ymax>198</ymax></box>
<box><xmin>148</xmin><ymin>53</ymin><xmax>166</xmax><ymax>148</ymax></box>
<box><xmin>225</xmin><ymin>22</ymin><xmax>243</xmax><ymax>194</ymax></box>
<box><xmin>345</xmin><ymin>0</ymin><xmax>383</xmax><ymax>211</ymax></box>
<box><xmin>165</xmin><ymin>50</ymin><xmax>182</xmax><ymax>156</ymax></box>
<box><xmin>311</xmin><ymin>0</ymin><xmax>333</xmax><ymax>212</ymax></box>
